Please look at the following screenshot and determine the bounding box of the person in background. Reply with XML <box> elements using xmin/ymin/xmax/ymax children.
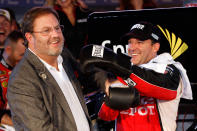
<box><xmin>0</xmin><ymin>30</ymin><xmax>26</xmax><ymax>127</ymax></box>
<box><xmin>183</xmin><ymin>0</ymin><xmax>197</xmax><ymax>7</ymax></box>
<box><xmin>0</xmin><ymin>9</ymin><xmax>13</xmax><ymax>55</ymax></box>
<box><xmin>2</xmin><ymin>8</ymin><xmax>20</xmax><ymax>31</ymax></box>
<box><xmin>44</xmin><ymin>0</ymin><xmax>92</xmax><ymax>59</ymax></box>
<box><xmin>7</xmin><ymin>6</ymin><xmax>106</xmax><ymax>130</ymax></box>
<box><xmin>117</xmin><ymin>0</ymin><xmax>157</xmax><ymax>10</ymax></box>
<box><xmin>96</xmin><ymin>21</ymin><xmax>193</xmax><ymax>131</ymax></box>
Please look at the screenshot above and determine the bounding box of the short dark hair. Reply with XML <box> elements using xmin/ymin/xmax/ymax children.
<box><xmin>4</xmin><ymin>30</ymin><xmax>24</xmax><ymax>48</ymax></box>
<box><xmin>21</xmin><ymin>6</ymin><xmax>59</xmax><ymax>36</ymax></box>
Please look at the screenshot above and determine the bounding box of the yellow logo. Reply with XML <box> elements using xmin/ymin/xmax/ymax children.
<box><xmin>0</xmin><ymin>70</ymin><xmax>6</xmax><ymax>76</ymax></box>
<box><xmin>2</xmin><ymin>81</ymin><xmax>8</xmax><ymax>88</ymax></box>
<box><xmin>157</xmin><ymin>25</ymin><xmax>188</xmax><ymax>60</ymax></box>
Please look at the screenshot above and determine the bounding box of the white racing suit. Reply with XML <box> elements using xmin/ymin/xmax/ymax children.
<box><xmin>98</xmin><ymin>53</ymin><xmax>192</xmax><ymax>131</ymax></box>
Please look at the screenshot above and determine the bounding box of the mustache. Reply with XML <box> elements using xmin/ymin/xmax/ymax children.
<box><xmin>49</xmin><ymin>37</ymin><xmax>63</xmax><ymax>44</ymax></box>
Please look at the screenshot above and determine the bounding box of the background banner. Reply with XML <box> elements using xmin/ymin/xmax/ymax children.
<box><xmin>0</xmin><ymin>0</ymin><xmax>183</xmax><ymax>20</ymax></box>
<box><xmin>0</xmin><ymin>0</ymin><xmax>182</xmax><ymax>6</ymax></box>
<box><xmin>87</xmin><ymin>7</ymin><xmax>197</xmax><ymax>84</ymax></box>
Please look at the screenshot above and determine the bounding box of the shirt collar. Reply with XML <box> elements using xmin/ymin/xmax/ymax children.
<box><xmin>28</xmin><ymin>48</ymin><xmax>63</xmax><ymax>70</ymax></box>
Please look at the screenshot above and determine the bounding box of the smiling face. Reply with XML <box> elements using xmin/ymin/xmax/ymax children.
<box><xmin>128</xmin><ymin>38</ymin><xmax>160</xmax><ymax>65</ymax></box>
<box><xmin>26</xmin><ymin>13</ymin><xmax>64</xmax><ymax>60</ymax></box>
<box><xmin>0</xmin><ymin>16</ymin><xmax>11</xmax><ymax>46</ymax></box>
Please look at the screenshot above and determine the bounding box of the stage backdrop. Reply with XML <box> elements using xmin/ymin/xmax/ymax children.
<box><xmin>87</xmin><ymin>7</ymin><xmax>197</xmax><ymax>85</ymax></box>
<box><xmin>0</xmin><ymin>0</ymin><xmax>183</xmax><ymax>21</ymax></box>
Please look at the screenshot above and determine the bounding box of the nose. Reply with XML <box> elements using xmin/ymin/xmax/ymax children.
<box><xmin>128</xmin><ymin>42</ymin><xmax>138</xmax><ymax>50</ymax></box>
<box><xmin>128</xmin><ymin>42</ymin><xmax>139</xmax><ymax>55</ymax></box>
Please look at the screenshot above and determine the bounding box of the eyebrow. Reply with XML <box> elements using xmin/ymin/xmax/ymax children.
<box><xmin>42</xmin><ymin>24</ymin><xmax>60</xmax><ymax>28</ymax></box>
<box><xmin>37</xmin><ymin>25</ymin><xmax>59</xmax><ymax>30</ymax></box>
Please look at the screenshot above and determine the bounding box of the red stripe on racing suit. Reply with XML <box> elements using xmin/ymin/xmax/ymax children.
<box><xmin>98</xmin><ymin>64</ymin><xmax>180</xmax><ymax>131</ymax></box>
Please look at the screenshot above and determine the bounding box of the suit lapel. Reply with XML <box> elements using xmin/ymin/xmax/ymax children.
<box><xmin>25</xmin><ymin>49</ymin><xmax>76</xmax><ymax>125</ymax></box>
<box><xmin>25</xmin><ymin>49</ymin><xmax>91</xmax><ymax>128</ymax></box>
<box><xmin>41</xmin><ymin>70</ymin><xmax>76</xmax><ymax>123</ymax></box>
<box><xmin>62</xmin><ymin>57</ymin><xmax>91</xmax><ymax>122</ymax></box>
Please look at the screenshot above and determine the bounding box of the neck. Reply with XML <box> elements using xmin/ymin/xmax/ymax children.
<box><xmin>131</xmin><ymin>0</ymin><xmax>143</xmax><ymax>10</ymax></box>
<box><xmin>28</xmin><ymin>48</ymin><xmax>59</xmax><ymax>70</ymax></box>
<box><xmin>62</xmin><ymin>6</ymin><xmax>76</xmax><ymax>26</ymax></box>
<box><xmin>62</xmin><ymin>4</ymin><xmax>75</xmax><ymax>13</ymax></box>
<box><xmin>38</xmin><ymin>54</ymin><xmax>59</xmax><ymax>70</ymax></box>
<box><xmin>2</xmin><ymin>53</ymin><xmax>14</xmax><ymax>69</ymax></box>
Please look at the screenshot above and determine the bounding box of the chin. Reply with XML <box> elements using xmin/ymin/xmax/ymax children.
<box><xmin>49</xmin><ymin>50</ymin><xmax>62</xmax><ymax>56</ymax></box>
<box><xmin>49</xmin><ymin>46</ymin><xmax>63</xmax><ymax>56</ymax></box>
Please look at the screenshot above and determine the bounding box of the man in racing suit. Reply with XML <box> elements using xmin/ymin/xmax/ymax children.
<box><xmin>0</xmin><ymin>30</ymin><xmax>25</xmax><ymax>127</ymax></box>
<box><xmin>98</xmin><ymin>21</ymin><xmax>193</xmax><ymax>131</ymax></box>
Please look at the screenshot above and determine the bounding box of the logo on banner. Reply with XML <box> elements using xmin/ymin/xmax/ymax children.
<box><xmin>101</xmin><ymin>40</ymin><xmax>128</xmax><ymax>54</ymax></box>
<box><xmin>157</xmin><ymin>25</ymin><xmax>188</xmax><ymax>59</ymax></box>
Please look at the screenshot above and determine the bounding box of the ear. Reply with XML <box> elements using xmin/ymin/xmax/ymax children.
<box><xmin>25</xmin><ymin>32</ymin><xmax>34</xmax><ymax>48</ymax></box>
<box><xmin>153</xmin><ymin>42</ymin><xmax>160</xmax><ymax>53</ymax></box>
<box><xmin>25</xmin><ymin>33</ymin><xmax>32</xmax><ymax>43</ymax></box>
<box><xmin>5</xmin><ymin>46</ymin><xmax>12</xmax><ymax>56</ymax></box>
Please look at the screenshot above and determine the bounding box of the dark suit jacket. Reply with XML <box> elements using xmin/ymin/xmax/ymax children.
<box><xmin>7</xmin><ymin>49</ymin><xmax>92</xmax><ymax>131</ymax></box>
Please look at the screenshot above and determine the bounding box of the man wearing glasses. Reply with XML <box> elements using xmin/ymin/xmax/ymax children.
<box><xmin>7</xmin><ymin>6</ymin><xmax>105</xmax><ymax>131</ymax></box>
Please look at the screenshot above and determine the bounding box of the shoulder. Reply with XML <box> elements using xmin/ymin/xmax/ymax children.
<box><xmin>61</xmin><ymin>48</ymin><xmax>77</xmax><ymax>62</ymax></box>
<box><xmin>9</xmin><ymin>50</ymin><xmax>43</xmax><ymax>84</ymax></box>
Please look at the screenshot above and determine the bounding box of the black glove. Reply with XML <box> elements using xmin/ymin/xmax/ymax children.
<box><xmin>83</xmin><ymin>65</ymin><xmax>116</xmax><ymax>92</ymax></box>
<box><xmin>79</xmin><ymin>44</ymin><xmax>132</xmax><ymax>79</ymax></box>
<box><xmin>105</xmin><ymin>85</ymin><xmax>140</xmax><ymax>110</ymax></box>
